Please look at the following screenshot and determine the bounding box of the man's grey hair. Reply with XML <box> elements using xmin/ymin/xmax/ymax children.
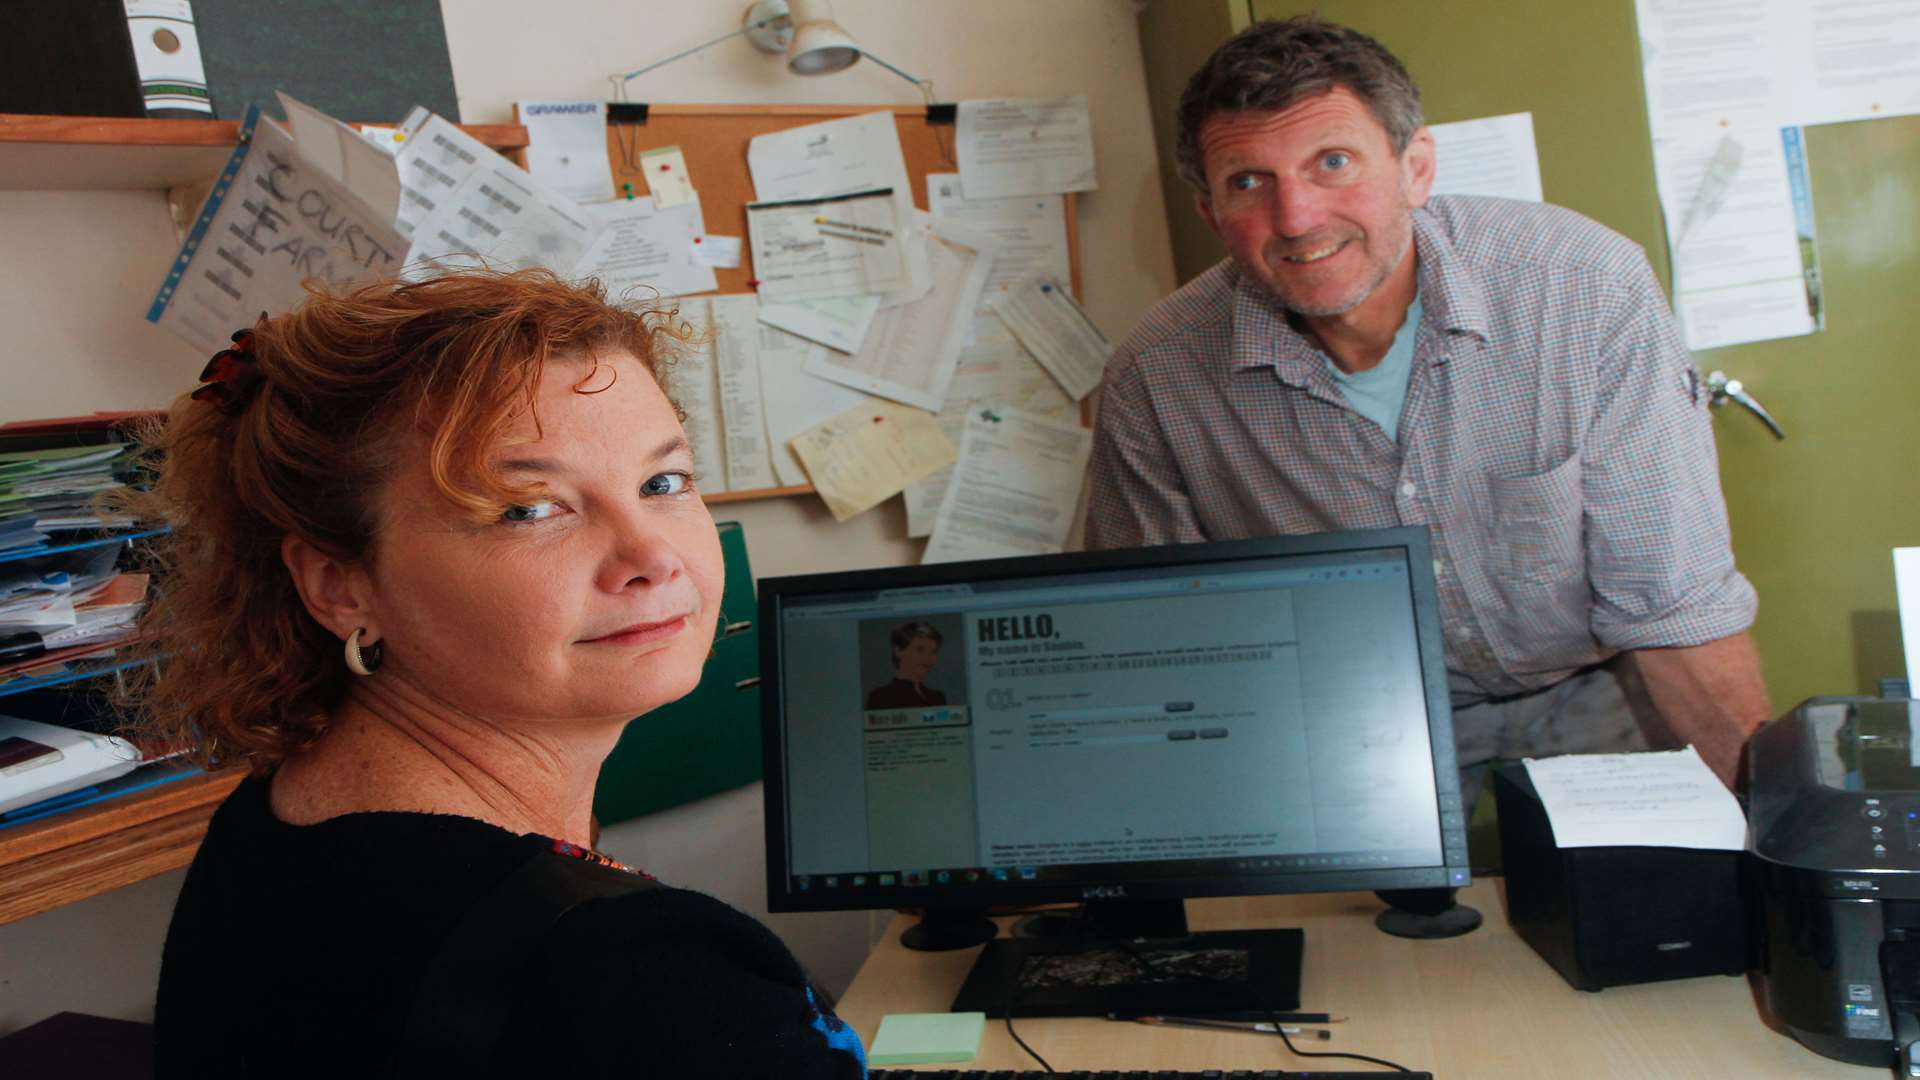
<box><xmin>1175</xmin><ymin>16</ymin><xmax>1424</xmax><ymax>193</ymax></box>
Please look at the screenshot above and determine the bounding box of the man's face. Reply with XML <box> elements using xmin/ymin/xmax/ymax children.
<box><xmin>1195</xmin><ymin>87</ymin><xmax>1434</xmax><ymax>317</ymax></box>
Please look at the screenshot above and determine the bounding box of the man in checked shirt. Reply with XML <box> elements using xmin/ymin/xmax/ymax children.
<box><xmin>1085</xmin><ymin>17</ymin><xmax>1769</xmax><ymax>797</ymax></box>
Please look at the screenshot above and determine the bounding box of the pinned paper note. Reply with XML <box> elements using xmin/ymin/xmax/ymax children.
<box><xmin>690</xmin><ymin>234</ymin><xmax>742</xmax><ymax>268</ymax></box>
<box><xmin>989</xmin><ymin>273</ymin><xmax>1111</xmax><ymax>401</ymax></box>
<box><xmin>923</xmin><ymin>407</ymin><xmax>1092</xmax><ymax>564</ymax></box>
<box><xmin>790</xmin><ymin>401</ymin><xmax>955</xmax><ymax>522</ymax></box>
<box><xmin>640</xmin><ymin>145</ymin><xmax>695</xmax><ymax>208</ymax></box>
<box><xmin>803</xmin><ymin>215</ymin><xmax>997</xmax><ymax>411</ymax></box>
<box><xmin>577</xmin><ymin>199</ymin><xmax>716</xmax><ymax>301</ymax></box>
<box><xmin>519</xmin><ymin>100</ymin><xmax>616</xmax><ymax>203</ymax></box>
<box><xmin>957</xmin><ymin>95</ymin><xmax>1098</xmax><ymax>199</ymax></box>
<box><xmin>759</xmin><ymin>295</ymin><xmax>882</xmax><ymax>354</ymax></box>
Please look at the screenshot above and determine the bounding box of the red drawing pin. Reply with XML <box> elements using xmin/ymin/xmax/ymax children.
<box><xmin>659</xmin><ymin>163</ymin><xmax>671</xmax><ymax>171</ymax></box>
<box><xmin>693</xmin><ymin>236</ymin><xmax>703</xmax><ymax>244</ymax></box>
<box><xmin>872</xmin><ymin>416</ymin><xmax>885</xmax><ymax>424</ymax></box>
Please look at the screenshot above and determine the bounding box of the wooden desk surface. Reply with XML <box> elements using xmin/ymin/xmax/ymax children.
<box><xmin>834</xmin><ymin>881</ymin><xmax>1868</xmax><ymax>1077</ymax></box>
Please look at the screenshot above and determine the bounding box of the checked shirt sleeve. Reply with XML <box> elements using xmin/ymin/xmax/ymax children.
<box><xmin>1084</xmin><ymin>346</ymin><xmax>1210</xmax><ymax>551</ymax></box>
<box><xmin>1581</xmin><ymin>254</ymin><xmax>1758</xmax><ymax>651</ymax></box>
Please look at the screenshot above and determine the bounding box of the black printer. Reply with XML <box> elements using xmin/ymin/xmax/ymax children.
<box><xmin>1751</xmin><ymin>696</ymin><xmax>1920</xmax><ymax>1073</ymax></box>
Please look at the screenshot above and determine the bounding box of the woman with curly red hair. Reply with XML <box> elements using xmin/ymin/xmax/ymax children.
<box><xmin>124</xmin><ymin>270</ymin><xmax>865</xmax><ymax>1078</ymax></box>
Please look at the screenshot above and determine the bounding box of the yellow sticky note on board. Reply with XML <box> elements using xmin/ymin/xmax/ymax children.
<box><xmin>867</xmin><ymin>1011</ymin><xmax>986</xmax><ymax>1065</ymax></box>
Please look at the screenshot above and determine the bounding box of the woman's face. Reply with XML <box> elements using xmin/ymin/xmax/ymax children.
<box><xmin>361</xmin><ymin>351</ymin><xmax>723</xmax><ymax>727</ymax></box>
<box><xmin>895</xmin><ymin>636</ymin><xmax>940</xmax><ymax>682</ymax></box>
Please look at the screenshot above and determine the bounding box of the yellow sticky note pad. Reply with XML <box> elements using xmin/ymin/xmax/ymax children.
<box><xmin>867</xmin><ymin>1011</ymin><xmax>986</xmax><ymax>1066</ymax></box>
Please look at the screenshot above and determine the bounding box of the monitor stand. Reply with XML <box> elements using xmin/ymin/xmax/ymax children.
<box><xmin>901</xmin><ymin>907</ymin><xmax>999</xmax><ymax>951</ymax></box>
<box><xmin>947</xmin><ymin>899</ymin><xmax>1304</xmax><ymax>1019</ymax></box>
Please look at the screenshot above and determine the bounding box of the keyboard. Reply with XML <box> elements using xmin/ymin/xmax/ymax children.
<box><xmin>868</xmin><ymin>1072</ymin><xmax>1433</xmax><ymax>1079</ymax></box>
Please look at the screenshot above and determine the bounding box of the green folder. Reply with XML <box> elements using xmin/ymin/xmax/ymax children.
<box><xmin>867</xmin><ymin>1011</ymin><xmax>987</xmax><ymax>1066</ymax></box>
<box><xmin>591</xmin><ymin>520</ymin><xmax>760</xmax><ymax>825</ymax></box>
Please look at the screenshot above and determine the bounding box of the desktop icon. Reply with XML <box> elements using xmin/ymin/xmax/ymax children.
<box><xmin>990</xmin><ymin>867</ymin><xmax>1009</xmax><ymax>881</ymax></box>
<box><xmin>796</xmin><ymin>875</ymin><xmax>811</xmax><ymax>890</ymax></box>
<box><xmin>851</xmin><ymin>875</ymin><xmax>868</xmax><ymax>887</ymax></box>
<box><xmin>903</xmin><ymin>870</ymin><xmax>927</xmax><ymax>886</ymax></box>
<box><xmin>878</xmin><ymin>873</ymin><xmax>897</xmax><ymax>886</ymax></box>
<box><xmin>963</xmin><ymin>869</ymin><xmax>982</xmax><ymax>883</ymax></box>
<box><xmin>935</xmin><ymin>870</ymin><xmax>952</xmax><ymax>885</ymax></box>
<box><xmin>823</xmin><ymin>875</ymin><xmax>839</xmax><ymax>888</ymax></box>
<box><xmin>1018</xmin><ymin>866</ymin><xmax>1038</xmax><ymax>880</ymax></box>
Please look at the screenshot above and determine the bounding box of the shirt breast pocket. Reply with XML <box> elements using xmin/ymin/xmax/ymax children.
<box><xmin>1488</xmin><ymin>454</ymin><xmax>1585</xmax><ymax>589</ymax></box>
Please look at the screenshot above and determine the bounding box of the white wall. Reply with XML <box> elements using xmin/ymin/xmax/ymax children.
<box><xmin>0</xmin><ymin>0</ymin><xmax>1175</xmax><ymax>1029</ymax></box>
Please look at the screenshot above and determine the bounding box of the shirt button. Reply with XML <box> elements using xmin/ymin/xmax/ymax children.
<box><xmin>1399</xmin><ymin>481</ymin><xmax>1417</xmax><ymax>498</ymax></box>
<box><xmin>1453</xmin><ymin>626</ymin><xmax>1474</xmax><ymax>641</ymax></box>
<box><xmin>1432</xmin><ymin>559</ymin><xmax>1444</xmax><ymax>578</ymax></box>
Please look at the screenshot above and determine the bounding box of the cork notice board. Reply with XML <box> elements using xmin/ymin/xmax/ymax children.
<box><xmin>507</xmin><ymin>102</ymin><xmax>1090</xmax><ymax>505</ymax></box>
<box><xmin>588</xmin><ymin>103</ymin><xmax>1083</xmax><ymax>300</ymax></box>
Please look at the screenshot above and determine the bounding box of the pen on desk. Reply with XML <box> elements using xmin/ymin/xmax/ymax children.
<box><xmin>1132</xmin><ymin>1015</ymin><xmax>1332</xmax><ymax>1039</ymax></box>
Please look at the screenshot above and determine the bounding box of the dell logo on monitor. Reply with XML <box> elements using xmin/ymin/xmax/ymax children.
<box><xmin>1082</xmin><ymin>885</ymin><xmax>1128</xmax><ymax>900</ymax></box>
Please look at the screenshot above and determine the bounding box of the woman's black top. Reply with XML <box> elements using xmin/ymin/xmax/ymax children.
<box><xmin>863</xmin><ymin>679</ymin><xmax>947</xmax><ymax>710</ymax></box>
<box><xmin>155</xmin><ymin>777</ymin><xmax>866</xmax><ymax>1078</ymax></box>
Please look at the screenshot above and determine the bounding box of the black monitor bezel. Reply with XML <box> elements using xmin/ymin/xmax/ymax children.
<box><xmin>758</xmin><ymin>527</ymin><xmax>1469</xmax><ymax>915</ymax></box>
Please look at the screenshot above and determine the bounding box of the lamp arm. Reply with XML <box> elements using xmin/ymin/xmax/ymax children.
<box><xmin>859</xmin><ymin>51</ymin><xmax>935</xmax><ymax>104</ymax></box>
<box><xmin>612</xmin><ymin>15</ymin><xmax>786</xmax><ymax>95</ymax></box>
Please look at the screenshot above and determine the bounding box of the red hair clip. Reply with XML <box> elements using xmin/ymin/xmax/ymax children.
<box><xmin>191</xmin><ymin>328</ymin><xmax>265</xmax><ymax>412</ymax></box>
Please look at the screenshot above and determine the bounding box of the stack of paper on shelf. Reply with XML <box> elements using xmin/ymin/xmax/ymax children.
<box><xmin>0</xmin><ymin>443</ymin><xmax>137</xmax><ymax>556</ymax></box>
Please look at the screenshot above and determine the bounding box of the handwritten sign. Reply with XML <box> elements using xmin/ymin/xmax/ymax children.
<box><xmin>148</xmin><ymin>105</ymin><xmax>406</xmax><ymax>356</ymax></box>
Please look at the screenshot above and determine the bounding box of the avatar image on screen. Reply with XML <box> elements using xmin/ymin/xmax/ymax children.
<box><xmin>864</xmin><ymin>619</ymin><xmax>953</xmax><ymax>710</ymax></box>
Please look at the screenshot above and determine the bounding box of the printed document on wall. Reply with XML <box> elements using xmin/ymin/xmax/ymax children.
<box><xmin>990</xmin><ymin>272</ymin><xmax>1111</xmax><ymax>401</ymax></box>
<box><xmin>803</xmin><ymin>215</ymin><xmax>997</xmax><ymax>411</ymax></box>
<box><xmin>1787</xmin><ymin>0</ymin><xmax>1920</xmax><ymax>125</ymax></box>
<box><xmin>519</xmin><ymin>100</ymin><xmax>616</xmax><ymax>203</ymax></box>
<box><xmin>745</xmin><ymin>190</ymin><xmax>910</xmax><ymax>303</ymax></box>
<box><xmin>747</xmin><ymin>112</ymin><xmax>929</xmax><ymax>303</ymax></box>
<box><xmin>759</xmin><ymin>353</ymin><xmax>871</xmax><ymax>489</ymax></box>
<box><xmin>904</xmin><ymin>317</ymin><xmax>1078</xmax><ymax>537</ymax></box>
<box><xmin>1426</xmin><ymin>113</ymin><xmax>1543</xmax><ymax>202</ymax></box>
<box><xmin>1635</xmin><ymin>0</ymin><xmax>1794</xmax><ymax>138</ymax></box>
<box><xmin>708</xmin><ymin>296</ymin><xmax>780</xmax><ymax>492</ymax></box>
<box><xmin>578</xmin><ymin>199</ymin><xmax>716</xmax><ymax>301</ymax></box>
<box><xmin>927</xmin><ymin>173</ymin><xmax>1072</xmax><ymax>309</ymax></box>
<box><xmin>1654</xmin><ymin>126</ymin><xmax>1817</xmax><ymax>350</ymax></box>
<box><xmin>146</xmin><ymin>105</ymin><xmax>405</xmax><ymax>356</ymax></box>
<box><xmin>660</xmin><ymin>324</ymin><xmax>730</xmax><ymax>496</ymax></box>
<box><xmin>956</xmin><ymin>96</ymin><xmax>1098</xmax><ymax>198</ymax></box>
<box><xmin>923</xmin><ymin>408</ymin><xmax>1093</xmax><ymax>565</ymax></box>
<box><xmin>790</xmin><ymin>401</ymin><xmax>955</xmax><ymax>522</ymax></box>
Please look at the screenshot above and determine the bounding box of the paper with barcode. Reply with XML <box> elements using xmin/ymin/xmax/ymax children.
<box><xmin>1522</xmin><ymin>747</ymin><xmax>1747</xmax><ymax>850</ymax></box>
<box><xmin>145</xmin><ymin>105</ymin><xmax>405</xmax><ymax>356</ymax></box>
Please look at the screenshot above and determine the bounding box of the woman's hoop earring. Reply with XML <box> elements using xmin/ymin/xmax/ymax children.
<box><xmin>344</xmin><ymin>628</ymin><xmax>383</xmax><ymax>676</ymax></box>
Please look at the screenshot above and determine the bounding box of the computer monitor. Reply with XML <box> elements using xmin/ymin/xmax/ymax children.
<box><xmin>759</xmin><ymin>527</ymin><xmax>1471</xmax><ymax>1017</ymax></box>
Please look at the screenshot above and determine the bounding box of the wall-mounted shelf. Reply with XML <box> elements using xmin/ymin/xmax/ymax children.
<box><xmin>0</xmin><ymin>766</ymin><xmax>244</xmax><ymax>925</ymax></box>
<box><xmin>0</xmin><ymin>113</ymin><xmax>529</xmax><ymax>191</ymax></box>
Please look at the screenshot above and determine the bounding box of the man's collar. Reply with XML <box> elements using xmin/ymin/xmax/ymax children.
<box><xmin>1228</xmin><ymin>205</ymin><xmax>1491</xmax><ymax>375</ymax></box>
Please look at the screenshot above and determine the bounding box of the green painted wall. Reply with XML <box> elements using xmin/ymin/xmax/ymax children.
<box><xmin>1139</xmin><ymin>0</ymin><xmax>1920</xmax><ymax>712</ymax></box>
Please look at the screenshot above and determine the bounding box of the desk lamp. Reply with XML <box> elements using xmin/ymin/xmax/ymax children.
<box><xmin>609</xmin><ymin>0</ymin><xmax>935</xmax><ymax>102</ymax></box>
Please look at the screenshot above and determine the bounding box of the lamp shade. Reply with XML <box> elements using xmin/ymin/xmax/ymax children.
<box><xmin>788</xmin><ymin>19</ymin><xmax>859</xmax><ymax>74</ymax></box>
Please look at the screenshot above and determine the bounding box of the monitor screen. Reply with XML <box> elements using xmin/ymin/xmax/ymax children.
<box><xmin>759</xmin><ymin>528</ymin><xmax>1472</xmax><ymax>925</ymax></box>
